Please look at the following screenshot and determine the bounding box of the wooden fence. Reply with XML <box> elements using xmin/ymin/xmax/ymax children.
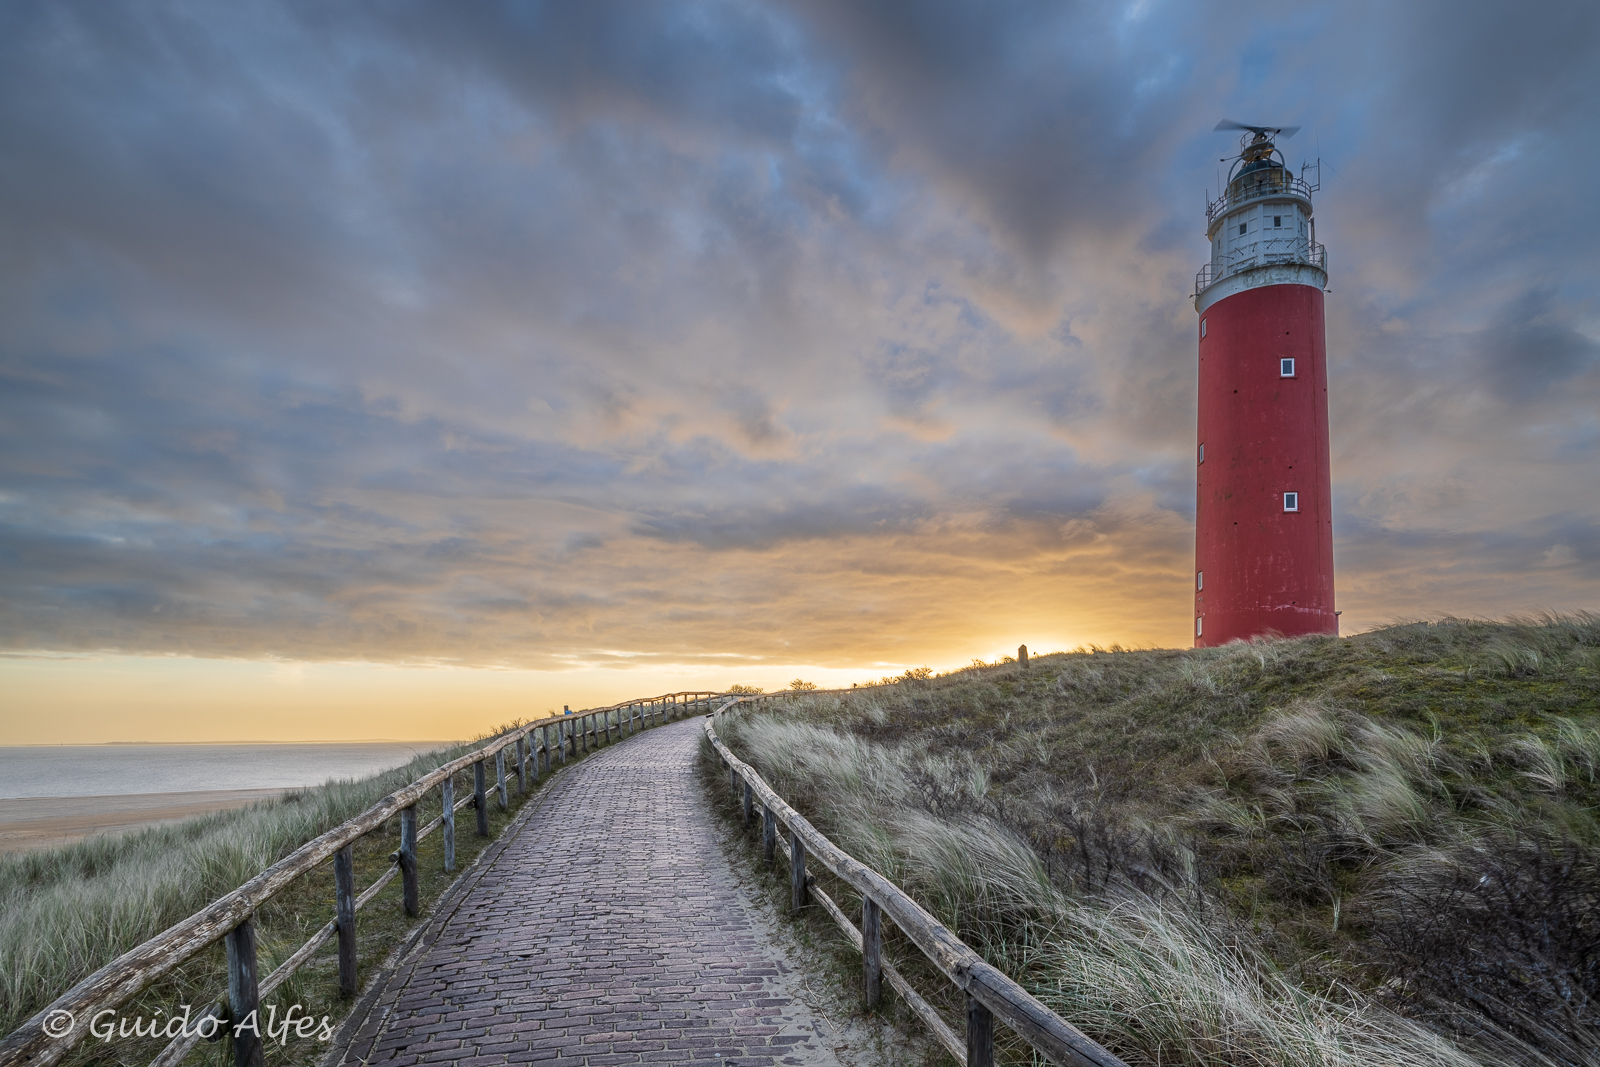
<box><xmin>706</xmin><ymin>696</ymin><xmax>1129</xmax><ymax>1067</ymax></box>
<box><xmin>0</xmin><ymin>693</ymin><xmax>719</xmax><ymax>1067</ymax></box>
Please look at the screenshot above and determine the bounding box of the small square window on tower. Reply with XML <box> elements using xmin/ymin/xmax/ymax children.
<box><xmin>1281</xmin><ymin>357</ymin><xmax>1295</xmax><ymax>377</ymax></box>
<box><xmin>1284</xmin><ymin>492</ymin><xmax>1299</xmax><ymax>512</ymax></box>
<box><xmin>1238</xmin><ymin>222</ymin><xmax>1247</xmax><ymax>236</ymax></box>
<box><xmin>1273</xmin><ymin>215</ymin><xmax>1282</xmax><ymax>227</ymax></box>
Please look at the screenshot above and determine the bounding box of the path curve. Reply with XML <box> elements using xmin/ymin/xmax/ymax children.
<box><xmin>328</xmin><ymin>717</ymin><xmax>845</xmax><ymax>1067</ymax></box>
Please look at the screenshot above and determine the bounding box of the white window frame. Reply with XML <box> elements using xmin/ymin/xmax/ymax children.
<box><xmin>1280</xmin><ymin>357</ymin><xmax>1295</xmax><ymax>377</ymax></box>
<box><xmin>1196</xmin><ymin>617</ymin><xmax>1203</xmax><ymax>637</ymax></box>
<box><xmin>1198</xmin><ymin>443</ymin><xmax>1205</xmax><ymax>464</ymax></box>
<box><xmin>1200</xmin><ymin>318</ymin><xmax>1206</xmax><ymax>338</ymax></box>
<box><xmin>1197</xmin><ymin>571</ymin><xmax>1203</xmax><ymax>591</ymax></box>
<box><xmin>1284</xmin><ymin>491</ymin><xmax>1299</xmax><ymax>512</ymax></box>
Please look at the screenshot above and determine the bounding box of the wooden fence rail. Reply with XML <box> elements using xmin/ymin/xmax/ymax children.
<box><xmin>706</xmin><ymin>698</ymin><xmax>1129</xmax><ymax>1067</ymax></box>
<box><xmin>0</xmin><ymin>693</ymin><xmax>720</xmax><ymax>1067</ymax></box>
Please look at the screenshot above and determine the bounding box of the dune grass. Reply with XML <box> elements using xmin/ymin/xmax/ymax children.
<box><xmin>715</xmin><ymin>615</ymin><xmax>1600</xmax><ymax>1067</ymax></box>
<box><xmin>0</xmin><ymin>725</ymin><xmax>554</xmax><ymax>1066</ymax></box>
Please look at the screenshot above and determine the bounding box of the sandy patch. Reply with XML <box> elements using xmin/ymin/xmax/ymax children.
<box><xmin>0</xmin><ymin>789</ymin><xmax>290</xmax><ymax>853</ymax></box>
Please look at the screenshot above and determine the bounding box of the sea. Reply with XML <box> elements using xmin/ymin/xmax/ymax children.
<box><xmin>0</xmin><ymin>742</ymin><xmax>454</xmax><ymax>799</ymax></box>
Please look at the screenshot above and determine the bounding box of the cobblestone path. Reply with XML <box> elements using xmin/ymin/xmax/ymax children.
<box><xmin>329</xmin><ymin>717</ymin><xmax>845</xmax><ymax>1067</ymax></box>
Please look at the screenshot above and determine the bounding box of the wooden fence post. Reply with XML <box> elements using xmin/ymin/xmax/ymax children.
<box><xmin>790</xmin><ymin>831</ymin><xmax>808</xmax><ymax>913</ymax></box>
<box><xmin>863</xmin><ymin>896</ymin><xmax>882</xmax><ymax>1009</ymax></box>
<box><xmin>742</xmin><ymin>781</ymin><xmax>754</xmax><ymax>828</ymax></box>
<box><xmin>534</xmin><ymin>727</ymin><xmax>545</xmax><ymax>783</ymax></box>
<box><xmin>225</xmin><ymin>918</ymin><xmax>263</xmax><ymax>1067</ymax></box>
<box><xmin>516</xmin><ymin>736</ymin><xmax>527</xmax><ymax>794</ymax></box>
<box><xmin>762</xmin><ymin>803</ymin><xmax>776</xmax><ymax>863</ymax></box>
<box><xmin>495</xmin><ymin>749</ymin><xmax>508</xmax><ymax>811</ymax></box>
<box><xmin>966</xmin><ymin>994</ymin><xmax>994</xmax><ymax>1067</ymax></box>
<box><xmin>1018</xmin><ymin>644</ymin><xmax>1029</xmax><ymax>669</ymax></box>
<box><xmin>399</xmin><ymin>804</ymin><xmax>419</xmax><ymax>917</ymax></box>
<box><xmin>334</xmin><ymin>846</ymin><xmax>356</xmax><ymax>995</ymax></box>
<box><xmin>474</xmin><ymin>760</ymin><xmax>489</xmax><ymax>836</ymax></box>
<box><xmin>441</xmin><ymin>775</ymin><xmax>456</xmax><ymax>872</ymax></box>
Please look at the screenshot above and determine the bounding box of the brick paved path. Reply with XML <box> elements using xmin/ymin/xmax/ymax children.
<box><xmin>329</xmin><ymin>717</ymin><xmax>844</xmax><ymax>1067</ymax></box>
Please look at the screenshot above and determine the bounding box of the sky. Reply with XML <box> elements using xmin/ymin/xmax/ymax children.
<box><xmin>2</xmin><ymin>0</ymin><xmax>1598</xmax><ymax>743</ymax></box>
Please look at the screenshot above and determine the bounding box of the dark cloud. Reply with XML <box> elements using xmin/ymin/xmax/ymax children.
<box><xmin>1</xmin><ymin>0</ymin><xmax>1597</xmax><ymax>667</ymax></box>
<box><xmin>1477</xmin><ymin>288</ymin><xmax>1600</xmax><ymax>401</ymax></box>
<box><xmin>791</xmin><ymin>0</ymin><xmax>1199</xmax><ymax>260</ymax></box>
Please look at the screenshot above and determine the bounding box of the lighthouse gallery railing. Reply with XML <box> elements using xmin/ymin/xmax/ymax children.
<box><xmin>1194</xmin><ymin>239</ymin><xmax>1325</xmax><ymax>297</ymax></box>
<box><xmin>1205</xmin><ymin>171</ymin><xmax>1316</xmax><ymax>227</ymax></box>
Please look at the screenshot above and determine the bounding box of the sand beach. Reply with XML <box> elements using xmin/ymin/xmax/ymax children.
<box><xmin>0</xmin><ymin>790</ymin><xmax>290</xmax><ymax>853</ymax></box>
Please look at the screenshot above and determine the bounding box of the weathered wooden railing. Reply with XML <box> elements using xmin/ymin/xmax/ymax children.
<box><xmin>0</xmin><ymin>692</ymin><xmax>720</xmax><ymax>1067</ymax></box>
<box><xmin>706</xmin><ymin>697</ymin><xmax>1129</xmax><ymax>1067</ymax></box>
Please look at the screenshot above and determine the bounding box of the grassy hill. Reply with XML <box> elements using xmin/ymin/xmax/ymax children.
<box><xmin>717</xmin><ymin>615</ymin><xmax>1600</xmax><ymax>1067</ymax></box>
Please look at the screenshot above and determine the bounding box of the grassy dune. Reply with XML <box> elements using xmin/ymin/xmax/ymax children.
<box><xmin>717</xmin><ymin>616</ymin><xmax>1600</xmax><ymax>1067</ymax></box>
<box><xmin>0</xmin><ymin>728</ymin><xmax>542</xmax><ymax>1066</ymax></box>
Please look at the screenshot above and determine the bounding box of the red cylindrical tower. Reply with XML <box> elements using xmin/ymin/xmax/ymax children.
<box><xmin>1192</xmin><ymin>128</ymin><xmax>1336</xmax><ymax>647</ymax></box>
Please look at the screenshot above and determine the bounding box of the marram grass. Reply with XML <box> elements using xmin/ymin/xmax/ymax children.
<box><xmin>718</xmin><ymin>614</ymin><xmax>1600</xmax><ymax>1067</ymax></box>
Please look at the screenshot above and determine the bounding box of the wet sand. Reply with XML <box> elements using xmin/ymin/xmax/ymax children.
<box><xmin>0</xmin><ymin>789</ymin><xmax>291</xmax><ymax>853</ymax></box>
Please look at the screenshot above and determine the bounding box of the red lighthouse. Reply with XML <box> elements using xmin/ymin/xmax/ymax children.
<box><xmin>1192</xmin><ymin>122</ymin><xmax>1336</xmax><ymax>647</ymax></box>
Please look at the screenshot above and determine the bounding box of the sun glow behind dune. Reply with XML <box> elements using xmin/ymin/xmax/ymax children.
<box><xmin>0</xmin><ymin>648</ymin><xmax>1041</xmax><ymax>745</ymax></box>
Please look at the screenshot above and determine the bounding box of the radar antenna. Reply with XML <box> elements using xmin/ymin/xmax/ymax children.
<box><xmin>1214</xmin><ymin>119</ymin><xmax>1300</xmax><ymax>168</ymax></box>
<box><xmin>1213</xmin><ymin>119</ymin><xmax>1301</xmax><ymax>141</ymax></box>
